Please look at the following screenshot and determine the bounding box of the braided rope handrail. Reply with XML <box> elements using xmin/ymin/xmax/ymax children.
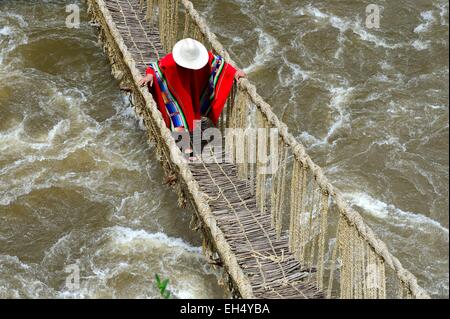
<box><xmin>180</xmin><ymin>0</ymin><xmax>430</xmax><ymax>299</ymax></box>
<box><xmin>90</xmin><ymin>0</ymin><xmax>255</xmax><ymax>298</ymax></box>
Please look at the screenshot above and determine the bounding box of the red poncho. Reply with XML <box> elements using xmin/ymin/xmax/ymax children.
<box><xmin>145</xmin><ymin>52</ymin><xmax>236</xmax><ymax>132</ymax></box>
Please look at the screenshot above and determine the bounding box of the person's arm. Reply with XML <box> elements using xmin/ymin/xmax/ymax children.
<box><xmin>138</xmin><ymin>66</ymin><xmax>154</xmax><ymax>87</ymax></box>
<box><xmin>234</xmin><ymin>69</ymin><xmax>247</xmax><ymax>82</ymax></box>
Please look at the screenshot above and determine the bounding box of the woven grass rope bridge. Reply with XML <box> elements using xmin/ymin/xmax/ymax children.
<box><xmin>86</xmin><ymin>0</ymin><xmax>430</xmax><ymax>299</ymax></box>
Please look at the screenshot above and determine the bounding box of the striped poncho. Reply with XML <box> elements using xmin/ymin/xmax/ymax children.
<box><xmin>145</xmin><ymin>52</ymin><xmax>237</xmax><ymax>132</ymax></box>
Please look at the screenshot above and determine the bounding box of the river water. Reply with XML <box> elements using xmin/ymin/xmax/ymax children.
<box><xmin>0</xmin><ymin>0</ymin><xmax>448</xmax><ymax>298</ymax></box>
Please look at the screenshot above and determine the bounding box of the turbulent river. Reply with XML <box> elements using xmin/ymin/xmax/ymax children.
<box><xmin>0</xmin><ymin>0</ymin><xmax>448</xmax><ymax>298</ymax></box>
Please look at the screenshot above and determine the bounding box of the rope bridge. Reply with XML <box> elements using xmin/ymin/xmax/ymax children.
<box><xmin>87</xmin><ymin>0</ymin><xmax>430</xmax><ymax>299</ymax></box>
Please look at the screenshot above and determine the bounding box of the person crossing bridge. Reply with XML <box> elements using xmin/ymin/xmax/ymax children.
<box><xmin>139</xmin><ymin>38</ymin><xmax>246</xmax><ymax>133</ymax></box>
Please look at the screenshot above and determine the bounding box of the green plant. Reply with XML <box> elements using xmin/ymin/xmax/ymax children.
<box><xmin>155</xmin><ymin>273</ymin><xmax>171</xmax><ymax>299</ymax></box>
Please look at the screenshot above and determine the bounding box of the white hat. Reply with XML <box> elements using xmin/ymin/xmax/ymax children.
<box><xmin>172</xmin><ymin>38</ymin><xmax>209</xmax><ymax>70</ymax></box>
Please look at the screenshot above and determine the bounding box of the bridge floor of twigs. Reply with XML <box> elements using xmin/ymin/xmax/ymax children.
<box><xmin>102</xmin><ymin>0</ymin><xmax>324</xmax><ymax>299</ymax></box>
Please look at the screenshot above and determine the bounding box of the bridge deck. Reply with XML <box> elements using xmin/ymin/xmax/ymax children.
<box><xmin>97</xmin><ymin>0</ymin><xmax>324</xmax><ymax>299</ymax></box>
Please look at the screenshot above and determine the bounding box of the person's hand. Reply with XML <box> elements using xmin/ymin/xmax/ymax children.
<box><xmin>139</xmin><ymin>74</ymin><xmax>154</xmax><ymax>87</ymax></box>
<box><xmin>234</xmin><ymin>69</ymin><xmax>247</xmax><ymax>82</ymax></box>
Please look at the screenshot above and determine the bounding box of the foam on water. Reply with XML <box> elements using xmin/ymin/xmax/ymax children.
<box><xmin>243</xmin><ymin>28</ymin><xmax>278</xmax><ymax>74</ymax></box>
<box><xmin>412</xmin><ymin>39</ymin><xmax>431</xmax><ymax>51</ymax></box>
<box><xmin>109</xmin><ymin>226</ymin><xmax>202</xmax><ymax>255</ymax></box>
<box><xmin>435</xmin><ymin>1</ymin><xmax>449</xmax><ymax>26</ymax></box>
<box><xmin>52</xmin><ymin>227</ymin><xmax>218</xmax><ymax>299</ymax></box>
<box><xmin>290</xmin><ymin>81</ymin><xmax>360</xmax><ymax>150</ymax></box>
<box><xmin>0</xmin><ymin>12</ymin><xmax>28</xmax><ymax>64</ymax></box>
<box><xmin>414</xmin><ymin>11</ymin><xmax>435</xmax><ymax>33</ymax></box>
<box><xmin>346</xmin><ymin>192</ymin><xmax>449</xmax><ymax>235</ymax></box>
<box><xmin>0</xmin><ymin>255</ymin><xmax>55</xmax><ymax>298</ymax></box>
<box><xmin>0</xmin><ymin>117</ymin><xmax>72</xmax><ymax>152</ymax></box>
<box><xmin>0</xmin><ymin>26</ymin><xmax>13</xmax><ymax>36</ymax></box>
<box><xmin>374</xmin><ymin>136</ymin><xmax>407</xmax><ymax>152</ymax></box>
<box><xmin>296</xmin><ymin>4</ymin><xmax>403</xmax><ymax>49</ymax></box>
<box><xmin>277</xmin><ymin>55</ymin><xmax>309</xmax><ymax>87</ymax></box>
<box><xmin>295</xmin><ymin>86</ymin><xmax>355</xmax><ymax>149</ymax></box>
